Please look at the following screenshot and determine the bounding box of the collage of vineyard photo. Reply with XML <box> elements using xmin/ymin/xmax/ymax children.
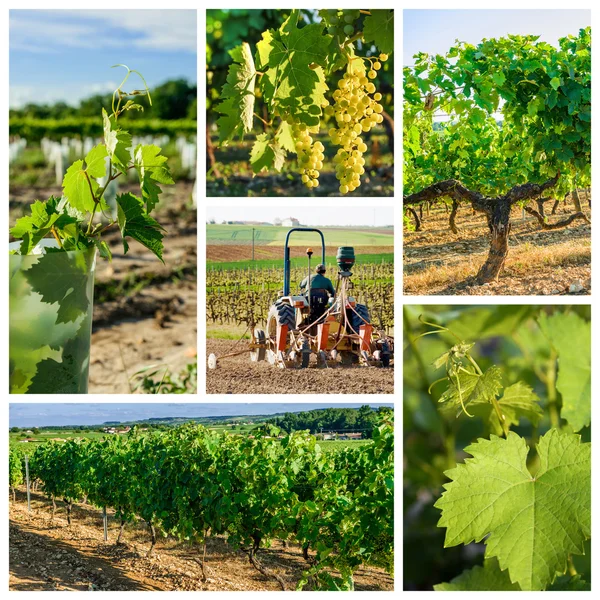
<box><xmin>7</xmin><ymin>7</ymin><xmax>396</xmax><ymax>593</ymax></box>
<box><xmin>5</xmin><ymin>4</ymin><xmax>596</xmax><ymax>595</ymax></box>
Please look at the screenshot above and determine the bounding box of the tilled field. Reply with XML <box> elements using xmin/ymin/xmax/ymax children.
<box><xmin>10</xmin><ymin>182</ymin><xmax>197</xmax><ymax>393</ymax></box>
<box><xmin>9</xmin><ymin>491</ymin><xmax>393</xmax><ymax>591</ymax></box>
<box><xmin>206</xmin><ymin>339</ymin><xmax>394</xmax><ymax>394</ymax></box>
<box><xmin>404</xmin><ymin>204</ymin><xmax>591</xmax><ymax>295</ymax></box>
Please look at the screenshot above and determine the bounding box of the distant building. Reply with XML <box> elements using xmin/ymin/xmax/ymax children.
<box><xmin>281</xmin><ymin>217</ymin><xmax>300</xmax><ymax>227</ymax></box>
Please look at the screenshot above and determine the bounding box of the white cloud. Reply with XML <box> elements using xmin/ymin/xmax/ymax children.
<box><xmin>10</xmin><ymin>9</ymin><xmax>197</xmax><ymax>54</ymax></box>
<box><xmin>10</xmin><ymin>81</ymin><xmax>118</xmax><ymax>108</ymax></box>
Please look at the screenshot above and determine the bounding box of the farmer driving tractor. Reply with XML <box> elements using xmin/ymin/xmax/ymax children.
<box><xmin>300</xmin><ymin>263</ymin><xmax>336</xmax><ymax>324</ymax></box>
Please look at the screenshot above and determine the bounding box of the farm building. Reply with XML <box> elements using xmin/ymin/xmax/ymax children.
<box><xmin>281</xmin><ymin>217</ymin><xmax>300</xmax><ymax>227</ymax></box>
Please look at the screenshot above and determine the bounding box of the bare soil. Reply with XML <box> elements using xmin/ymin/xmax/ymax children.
<box><xmin>207</xmin><ymin>244</ymin><xmax>392</xmax><ymax>262</ymax></box>
<box><xmin>206</xmin><ymin>339</ymin><xmax>394</xmax><ymax>394</ymax></box>
<box><xmin>9</xmin><ymin>490</ymin><xmax>393</xmax><ymax>591</ymax></box>
<box><xmin>403</xmin><ymin>204</ymin><xmax>591</xmax><ymax>295</ymax></box>
<box><xmin>10</xmin><ymin>181</ymin><xmax>197</xmax><ymax>393</ymax></box>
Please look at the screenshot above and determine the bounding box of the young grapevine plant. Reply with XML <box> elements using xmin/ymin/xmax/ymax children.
<box><xmin>10</xmin><ymin>66</ymin><xmax>173</xmax><ymax>262</ymax></box>
<box><xmin>413</xmin><ymin>313</ymin><xmax>591</xmax><ymax>591</ymax></box>
<box><xmin>215</xmin><ymin>9</ymin><xmax>393</xmax><ymax>194</ymax></box>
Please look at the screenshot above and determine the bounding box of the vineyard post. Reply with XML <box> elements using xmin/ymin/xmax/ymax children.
<box><xmin>25</xmin><ymin>455</ymin><xmax>31</xmax><ymax>513</ymax></box>
<box><xmin>252</xmin><ymin>228</ymin><xmax>255</xmax><ymax>262</ymax></box>
<box><xmin>103</xmin><ymin>506</ymin><xmax>108</xmax><ymax>542</ymax></box>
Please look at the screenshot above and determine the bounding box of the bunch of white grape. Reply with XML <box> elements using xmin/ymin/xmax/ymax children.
<box><xmin>293</xmin><ymin>121</ymin><xmax>325</xmax><ymax>189</ymax></box>
<box><xmin>326</xmin><ymin>55</ymin><xmax>388</xmax><ymax>194</ymax></box>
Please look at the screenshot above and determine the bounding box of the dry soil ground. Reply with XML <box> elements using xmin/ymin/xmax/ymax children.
<box><xmin>206</xmin><ymin>339</ymin><xmax>394</xmax><ymax>394</ymax></box>
<box><xmin>403</xmin><ymin>204</ymin><xmax>591</xmax><ymax>295</ymax></box>
<box><xmin>9</xmin><ymin>490</ymin><xmax>393</xmax><ymax>591</ymax></box>
<box><xmin>10</xmin><ymin>181</ymin><xmax>197</xmax><ymax>393</ymax></box>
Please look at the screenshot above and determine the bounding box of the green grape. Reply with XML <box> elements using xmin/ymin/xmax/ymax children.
<box><xmin>344</xmin><ymin>14</ymin><xmax>354</xmax><ymax>24</ymax></box>
<box><xmin>328</xmin><ymin>26</ymin><xmax>338</xmax><ymax>35</ymax></box>
<box><xmin>344</xmin><ymin>24</ymin><xmax>354</xmax><ymax>36</ymax></box>
<box><xmin>293</xmin><ymin>121</ymin><xmax>324</xmax><ymax>190</ymax></box>
<box><xmin>328</xmin><ymin>60</ymin><xmax>383</xmax><ymax>194</ymax></box>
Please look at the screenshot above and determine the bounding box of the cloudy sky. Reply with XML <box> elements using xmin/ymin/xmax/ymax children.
<box><xmin>9</xmin><ymin>403</ymin><xmax>392</xmax><ymax>428</ymax></box>
<box><xmin>9</xmin><ymin>9</ymin><xmax>197</xmax><ymax>108</ymax></box>
<box><xmin>404</xmin><ymin>9</ymin><xmax>591</xmax><ymax>64</ymax></box>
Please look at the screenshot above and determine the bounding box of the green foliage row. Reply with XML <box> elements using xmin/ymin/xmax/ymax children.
<box><xmin>10</xmin><ymin>117</ymin><xmax>197</xmax><ymax>142</ymax></box>
<box><xmin>20</xmin><ymin>418</ymin><xmax>394</xmax><ymax>590</ymax></box>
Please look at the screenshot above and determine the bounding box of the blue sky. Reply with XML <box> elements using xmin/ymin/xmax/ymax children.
<box><xmin>9</xmin><ymin>403</ymin><xmax>393</xmax><ymax>428</ymax></box>
<box><xmin>10</xmin><ymin>9</ymin><xmax>197</xmax><ymax>108</ymax></box>
<box><xmin>404</xmin><ymin>9</ymin><xmax>591</xmax><ymax>64</ymax></box>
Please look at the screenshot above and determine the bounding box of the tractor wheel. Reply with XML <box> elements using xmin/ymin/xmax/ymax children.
<box><xmin>349</xmin><ymin>303</ymin><xmax>370</xmax><ymax>333</ymax></box>
<box><xmin>250</xmin><ymin>329</ymin><xmax>266</xmax><ymax>362</ymax></box>
<box><xmin>267</xmin><ymin>302</ymin><xmax>296</xmax><ymax>338</ymax></box>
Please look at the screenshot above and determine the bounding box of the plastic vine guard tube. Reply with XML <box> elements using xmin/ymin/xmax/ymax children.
<box><xmin>9</xmin><ymin>240</ymin><xmax>97</xmax><ymax>393</ymax></box>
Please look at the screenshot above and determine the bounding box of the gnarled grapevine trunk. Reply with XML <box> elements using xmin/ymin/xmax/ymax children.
<box><xmin>404</xmin><ymin>174</ymin><xmax>560</xmax><ymax>285</ymax></box>
<box><xmin>475</xmin><ymin>200</ymin><xmax>511</xmax><ymax>283</ymax></box>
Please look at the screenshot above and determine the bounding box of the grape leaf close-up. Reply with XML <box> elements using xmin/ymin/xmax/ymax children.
<box><xmin>435</xmin><ymin>429</ymin><xmax>591</xmax><ymax>591</ymax></box>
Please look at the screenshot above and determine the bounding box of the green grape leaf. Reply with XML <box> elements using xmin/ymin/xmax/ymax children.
<box><xmin>250</xmin><ymin>134</ymin><xmax>286</xmax><ymax>174</ymax></box>
<box><xmin>10</xmin><ymin>200</ymin><xmax>60</xmax><ymax>254</ymax></box>
<box><xmin>439</xmin><ymin>365</ymin><xmax>503</xmax><ymax>415</ymax></box>
<box><xmin>549</xmin><ymin>574</ymin><xmax>590</xmax><ymax>591</ymax></box>
<box><xmin>216</xmin><ymin>42</ymin><xmax>256</xmax><ymax>144</ymax></box>
<box><xmin>84</xmin><ymin>143</ymin><xmax>109</xmax><ymax>178</ymax></box>
<box><xmin>435</xmin><ymin>429</ymin><xmax>591</xmax><ymax>591</ymax></box>
<box><xmin>362</xmin><ymin>10</ymin><xmax>394</xmax><ymax>55</ymax></box>
<box><xmin>275</xmin><ymin>121</ymin><xmax>296</xmax><ymax>153</ymax></box>
<box><xmin>133</xmin><ymin>144</ymin><xmax>174</xmax><ymax>212</ymax></box>
<box><xmin>116</xmin><ymin>192</ymin><xmax>165</xmax><ymax>262</ymax></box>
<box><xmin>434</xmin><ymin>558</ymin><xmax>520</xmax><ymax>591</ymax></box>
<box><xmin>102</xmin><ymin>108</ymin><xmax>132</xmax><ymax>171</ymax></box>
<box><xmin>538</xmin><ymin>312</ymin><xmax>590</xmax><ymax>431</ymax></box>
<box><xmin>469</xmin><ymin>381</ymin><xmax>543</xmax><ymax>436</ymax></box>
<box><xmin>256</xmin><ymin>11</ymin><xmax>330</xmax><ymax>126</ymax></box>
<box><xmin>62</xmin><ymin>144</ymin><xmax>107</xmax><ymax>213</ymax></box>
<box><xmin>24</xmin><ymin>251</ymin><xmax>91</xmax><ymax>324</ymax></box>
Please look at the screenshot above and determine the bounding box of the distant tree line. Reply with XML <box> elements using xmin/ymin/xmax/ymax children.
<box><xmin>265</xmin><ymin>406</ymin><xmax>392</xmax><ymax>438</ymax></box>
<box><xmin>10</xmin><ymin>79</ymin><xmax>197</xmax><ymax>122</ymax></box>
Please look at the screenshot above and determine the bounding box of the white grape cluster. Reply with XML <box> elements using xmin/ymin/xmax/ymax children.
<box><xmin>293</xmin><ymin>121</ymin><xmax>324</xmax><ymax>189</ymax></box>
<box><xmin>326</xmin><ymin>56</ymin><xmax>387</xmax><ymax>194</ymax></box>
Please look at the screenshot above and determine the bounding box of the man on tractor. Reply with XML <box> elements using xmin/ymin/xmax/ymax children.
<box><xmin>300</xmin><ymin>264</ymin><xmax>336</xmax><ymax>324</ymax></box>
